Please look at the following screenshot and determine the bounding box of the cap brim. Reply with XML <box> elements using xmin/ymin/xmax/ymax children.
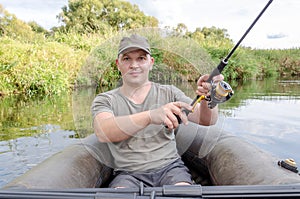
<box><xmin>118</xmin><ymin>46</ymin><xmax>150</xmax><ymax>56</ymax></box>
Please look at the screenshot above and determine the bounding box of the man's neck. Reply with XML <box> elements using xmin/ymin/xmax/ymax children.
<box><xmin>120</xmin><ymin>81</ymin><xmax>152</xmax><ymax>104</ymax></box>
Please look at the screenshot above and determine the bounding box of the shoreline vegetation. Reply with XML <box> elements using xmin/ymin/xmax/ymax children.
<box><xmin>1</xmin><ymin>1</ymin><xmax>299</xmax><ymax>98</ymax></box>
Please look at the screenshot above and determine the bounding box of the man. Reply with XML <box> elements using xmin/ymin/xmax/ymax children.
<box><xmin>91</xmin><ymin>34</ymin><xmax>222</xmax><ymax>188</ymax></box>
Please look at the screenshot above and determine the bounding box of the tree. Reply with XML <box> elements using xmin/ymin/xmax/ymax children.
<box><xmin>200</xmin><ymin>26</ymin><xmax>230</xmax><ymax>40</ymax></box>
<box><xmin>0</xmin><ymin>4</ymin><xmax>35</xmax><ymax>40</ymax></box>
<box><xmin>27</xmin><ymin>21</ymin><xmax>48</xmax><ymax>34</ymax></box>
<box><xmin>57</xmin><ymin>0</ymin><xmax>159</xmax><ymax>34</ymax></box>
<box><xmin>190</xmin><ymin>27</ymin><xmax>205</xmax><ymax>42</ymax></box>
<box><xmin>174</xmin><ymin>23</ymin><xmax>188</xmax><ymax>35</ymax></box>
<box><xmin>188</xmin><ymin>26</ymin><xmax>233</xmax><ymax>48</ymax></box>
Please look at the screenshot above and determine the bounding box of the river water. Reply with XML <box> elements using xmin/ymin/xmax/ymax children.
<box><xmin>0</xmin><ymin>78</ymin><xmax>299</xmax><ymax>188</ymax></box>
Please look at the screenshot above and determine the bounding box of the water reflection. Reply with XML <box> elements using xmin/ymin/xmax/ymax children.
<box><xmin>0</xmin><ymin>94</ymin><xmax>79</xmax><ymax>187</ymax></box>
<box><xmin>0</xmin><ymin>94</ymin><xmax>76</xmax><ymax>140</ymax></box>
<box><xmin>219</xmin><ymin>78</ymin><xmax>300</xmax><ymax>163</ymax></box>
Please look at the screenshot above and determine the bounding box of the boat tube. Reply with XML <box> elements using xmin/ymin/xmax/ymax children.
<box><xmin>3</xmin><ymin>122</ymin><xmax>300</xmax><ymax>189</ymax></box>
<box><xmin>176</xmin><ymin>123</ymin><xmax>300</xmax><ymax>185</ymax></box>
<box><xmin>3</xmin><ymin>135</ymin><xmax>113</xmax><ymax>189</ymax></box>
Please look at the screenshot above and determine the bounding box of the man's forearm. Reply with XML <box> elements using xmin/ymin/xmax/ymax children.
<box><xmin>188</xmin><ymin>101</ymin><xmax>218</xmax><ymax>126</ymax></box>
<box><xmin>94</xmin><ymin>111</ymin><xmax>151</xmax><ymax>143</ymax></box>
<box><xmin>199</xmin><ymin>101</ymin><xmax>218</xmax><ymax>125</ymax></box>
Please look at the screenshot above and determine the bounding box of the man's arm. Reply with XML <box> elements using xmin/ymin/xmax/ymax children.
<box><xmin>93</xmin><ymin>111</ymin><xmax>151</xmax><ymax>143</ymax></box>
<box><xmin>187</xmin><ymin>74</ymin><xmax>223</xmax><ymax>126</ymax></box>
<box><xmin>93</xmin><ymin>102</ymin><xmax>192</xmax><ymax>143</ymax></box>
<box><xmin>187</xmin><ymin>101</ymin><xmax>218</xmax><ymax>125</ymax></box>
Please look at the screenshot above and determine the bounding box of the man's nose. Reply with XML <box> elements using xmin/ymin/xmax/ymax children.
<box><xmin>130</xmin><ymin>60</ymin><xmax>139</xmax><ymax>68</ymax></box>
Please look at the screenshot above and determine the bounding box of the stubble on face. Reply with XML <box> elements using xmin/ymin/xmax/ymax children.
<box><xmin>116</xmin><ymin>50</ymin><xmax>154</xmax><ymax>103</ymax></box>
<box><xmin>117</xmin><ymin>50</ymin><xmax>153</xmax><ymax>87</ymax></box>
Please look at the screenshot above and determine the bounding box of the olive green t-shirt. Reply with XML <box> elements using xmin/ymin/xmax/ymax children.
<box><xmin>91</xmin><ymin>82</ymin><xmax>192</xmax><ymax>172</ymax></box>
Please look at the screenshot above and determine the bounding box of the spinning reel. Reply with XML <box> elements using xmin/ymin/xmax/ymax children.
<box><xmin>206</xmin><ymin>80</ymin><xmax>234</xmax><ymax>109</ymax></box>
<box><xmin>190</xmin><ymin>79</ymin><xmax>234</xmax><ymax>111</ymax></box>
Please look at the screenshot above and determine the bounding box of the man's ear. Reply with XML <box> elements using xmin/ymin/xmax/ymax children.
<box><xmin>116</xmin><ymin>59</ymin><xmax>120</xmax><ymax>71</ymax></box>
<box><xmin>149</xmin><ymin>57</ymin><xmax>154</xmax><ymax>70</ymax></box>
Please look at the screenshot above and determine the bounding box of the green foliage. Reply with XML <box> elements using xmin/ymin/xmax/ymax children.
<box><xmin>189</xmin><ymin>26</ymin><xmax>232</xmax><ymax>46</ymax></box>
<box><xmin>0</xmin><ymin>37</ymin><xmax>86</xmax><ymax>96</ymax></box>
<box><xmin>201</xmin><ymin>26</ymin><xmax>230</xmax><ymax>39</ymax></box>
<box><xmin>76</xmin><ymin>34</ymin><xmax>120</xmax><ymax>89</ymax></box>
<box><xmin>253</xmin><ymin>49</ymin><xmax>300</xmax><ymax>77</ymax></box>
<box><xmin>27</xmin><ymin>21</ymin><xmax>48</xmax><ymax>34</ymax></box>
<box><xmin>48</xmin><ymin>30</ymin><xmax>107</xmax><ymax>52</ymax></box>
<box><xmin>57</xmin><ymin>0</ymin><xmax>158</xmax><ymax>34</ymax></box>
<box><xmin>150</xmin><ymin>48</ymin><xmax>196</xmax><ymax>83</ymax></box>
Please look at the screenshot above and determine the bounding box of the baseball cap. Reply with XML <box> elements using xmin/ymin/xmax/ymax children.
<box><xmin>118</xmin><ymin>34</ymin><xmax>151</xmax><ymax>56</ymax></box>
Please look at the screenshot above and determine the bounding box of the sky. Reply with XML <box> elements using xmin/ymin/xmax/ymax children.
<box><xmin>1</xmin><ymin>0</ymin><xmax>299</xmax><ymax>49</ymax></box>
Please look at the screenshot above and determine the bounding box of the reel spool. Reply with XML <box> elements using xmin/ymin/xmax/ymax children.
<box><xmin>206</xmin><ymin>81</ymin><xmax>234</xmax><ymax>109</ymax></box>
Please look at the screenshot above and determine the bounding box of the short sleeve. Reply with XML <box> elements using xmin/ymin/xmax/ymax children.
<box><xmin>91</xmin><ymin>93</ymin><xmax>114</xmax><ymax>119</ymax></box>
<box><xmin>170</xmin><ymin>85</ymin><xmax>193</xmax><ymax>105</ymax></box>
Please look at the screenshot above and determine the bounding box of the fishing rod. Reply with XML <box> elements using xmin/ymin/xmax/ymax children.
<box><xmin>189</xmin><ymin>0</ymin><xmax>273</xmax><ymax>110</ymax></box>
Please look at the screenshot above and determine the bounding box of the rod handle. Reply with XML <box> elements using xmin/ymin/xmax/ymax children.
<box><xmin>206</xmin><ymin>59</ymin><xmax>228</xmax><ymax>83</ymax></box>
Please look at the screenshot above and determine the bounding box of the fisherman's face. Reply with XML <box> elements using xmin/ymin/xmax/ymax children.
<box><xmin>116</xmin><ymin>49</ymin><xmax>154</xmax><ymax>86</ymax></box>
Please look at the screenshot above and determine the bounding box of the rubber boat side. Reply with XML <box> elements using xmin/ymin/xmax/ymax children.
<box><xmin>3</xmin><ymin>122</ymin><xmax>300</xmax><ymax>189</ymax></box>
<box><xmin>177</xmin><ymin>124</ymin><xmax>300</xmax><ymax>185</ymax></box>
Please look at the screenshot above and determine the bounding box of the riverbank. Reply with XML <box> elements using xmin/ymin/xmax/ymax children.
<box><xmin>1</xmin><ymin>31</ymin><xmax>299</xmax><ymax>98</ymax></box>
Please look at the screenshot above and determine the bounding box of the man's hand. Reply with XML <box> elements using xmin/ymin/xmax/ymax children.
<box><xmin>196</xmin><ymin>74</ymin><xmax>224</xmax><ymax>97</ymax></box>
<box><xmin>149</xmin><ymin>102</ymin><xmax>192</xmax><ymax>129</ymax></box>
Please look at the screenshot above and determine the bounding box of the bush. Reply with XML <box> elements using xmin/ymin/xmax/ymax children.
<box><xmin>0</xmin><ymin>37</ymin><xmax>87</xmax><ymax>96</ymax></box>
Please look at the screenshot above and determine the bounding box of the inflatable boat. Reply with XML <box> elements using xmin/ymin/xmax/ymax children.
<box><xmin>2</xmin><ymin>123</ymin><xmax>300</xmax><ymax>198</ymax></box>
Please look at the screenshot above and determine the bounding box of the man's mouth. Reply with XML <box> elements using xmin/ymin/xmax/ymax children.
<box><xmin>129</xmin><ymin>70</ymin><xmax>142</xmax><ymax>75</ymax></box>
